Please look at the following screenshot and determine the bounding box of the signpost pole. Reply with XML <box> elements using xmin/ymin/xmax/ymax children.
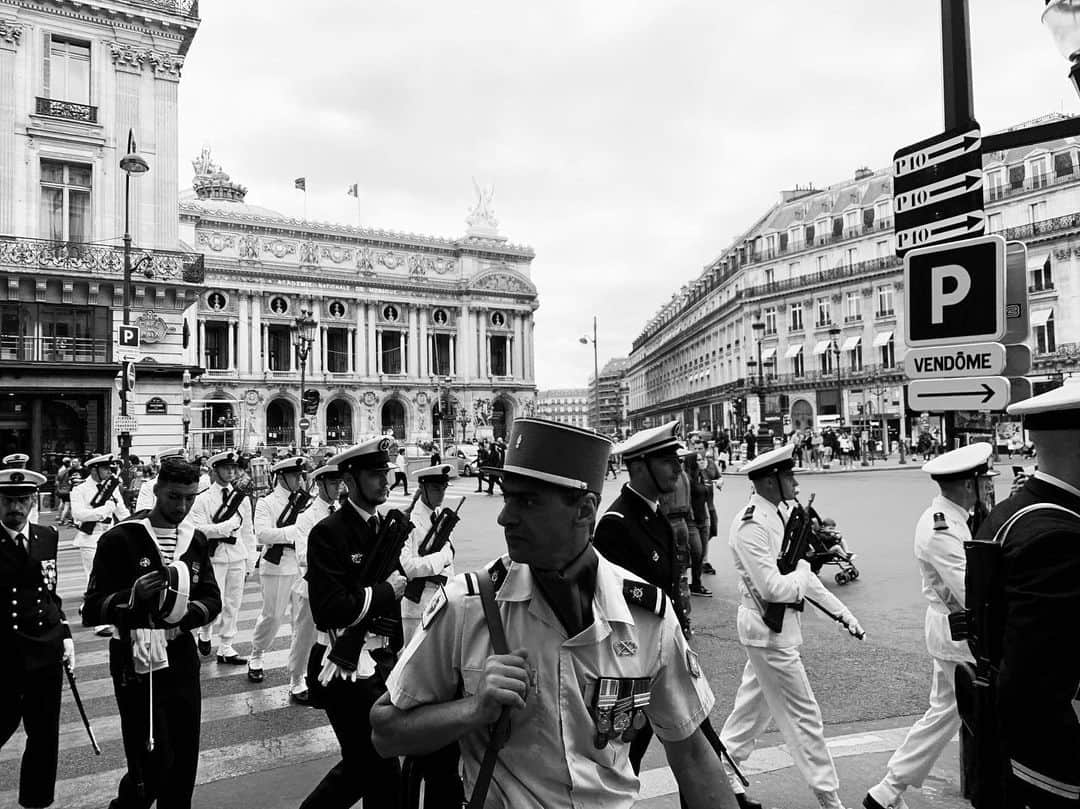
<box><xmin>941</xmin><ymin>0</ymin><xmax>976</xmax><ymax>130</ymax></box>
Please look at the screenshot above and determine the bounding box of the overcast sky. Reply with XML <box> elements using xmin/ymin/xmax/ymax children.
<box><xmin>177</xmin><ymin>1</ymin><xmax>1074</xmax><ymax>389</ymax></box>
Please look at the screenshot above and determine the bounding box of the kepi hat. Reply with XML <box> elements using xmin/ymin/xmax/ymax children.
<box><xmin>502</xmin><ymin>418</ymin><xmax>612</xmax><ymax>493</ymax></box>
<box><xmin>613</xmin><ymin>421</ymin><xmax>682</xmax><ymax>460</ymax></box>
<box><xmin>334</xmin><ymin>437</ymin><xmax>395</xmax><ymax>474</ymax></box>
<box><xmin>2</xmin><ymin>453</ymin><xmax>29</xmax><ymax>468</ymax></box>
<box><xmin>1007</xmin><ymin>382</ymin><xmax>1080</xmax><ymax>430</ymax></box>
<box><xmin>0</xmin><ymin>468</ymin><xmax>46</xmax><ymax>496</ymax></box>
<box><xmin>742</xmin><ymin>444</ymin><xmax>796</xmax><ymax>481</ymax></box>
<box><xmin>923</xmin><ymin>442</ymin><xmax>997</xmax><ymax>481</ymax></box>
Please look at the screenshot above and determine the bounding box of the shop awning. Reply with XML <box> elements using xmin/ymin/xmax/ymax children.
<box><xmin>813</xmin><ymin>339</ymin><xmax>831</xmax><ymax>355</ymax></box>
<box><xmin>759</xmin><ymin>346</ymin><xmax>777</xmax><ymax>361</ymax></box>
<box><xmin>1030</xmin><ymin>309</ymin><xmax>1053</xmax><ymax>326</ymax></box>
<box><xmin>840</xmin><ymin>335</ymin><xmax>861</xmax><ymax>351</ymax></box>
<box><xmin>784</xmin><ymin>344</ymin><xmax>804</xmax><ymax>358</ymax></box>
<box><xmin>872</xmin><ymin>330</ymin><xmax>894</xmax><ymax>347</ymax></box>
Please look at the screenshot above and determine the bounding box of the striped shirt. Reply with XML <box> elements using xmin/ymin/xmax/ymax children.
<box><xmin>154</xmin><ymin>526</ymin><xmax>178</xmax><ymax>564</ymax></box>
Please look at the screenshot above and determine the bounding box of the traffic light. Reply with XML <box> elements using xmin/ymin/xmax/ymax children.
<box><xmin>302</xmin><ymin>389</ymin><xmax>320</xmax><ymax>415</ymax></box>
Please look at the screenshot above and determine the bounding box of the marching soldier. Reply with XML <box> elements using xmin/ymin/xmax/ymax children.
<box><xmin>71</xmin><ymin>453</ymin><xmax>130</xmax><ymax>637</ymax></box>
<box><xmin>249</xmin><ymin>456</ymin><xmax>309</xmax><ymax>684</ymax></box>
<box><xmin>3</xmin><ymin>453</ymin><xmax>39</xmax><ymax>524</ymax></box>
<box><xmin>300</xmin><ymin>437</ymin><xmax>407</xmax><ymax>808</ymax></box>
<box><xmin>0</xmin><ymin>468</ymin><xmax>73</xmax><ymax>808</ymax></box>
<box><xmin>134</xmin><ymin>447</ymin><xmax>188</xmax><ymax>513</ymax></box>
<box><xmin>719</xmin><ymin>444</ymin><xmax>864</xmax><ymax>809</ymax></box>
<box><xmin>289</xmin><ymin>464</ymin><xmax>346</xmax><ymax>704</ymax></box>
<box><xmin>370</xmin><ymin>418</ymin><xmax>737</xmax><ymax>809</ymax></box>
<box><xmin>966</xmin><ymin>385</ymin><xmax>1080</xmax><ymax>808</ymax></box>
<box><xmin>186</xmin><ymin>450</ymin><xmax>257</xmax><ymax>665</ymax></box>
<box><xmin>864</xmin><ymin>443</ymin><xmax>994</xmax><ymax>809</ymax></box>
<box><xmin>83</xmin><ymin>456</ymin><xmax>221</xmax><ymax>809</ymax></box>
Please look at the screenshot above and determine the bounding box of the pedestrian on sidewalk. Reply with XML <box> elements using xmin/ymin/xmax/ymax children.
<box><xmin>388</xmin><ymin>446</ymin><xmax>410</xmax><ymax>496</ymax></box>
<box><xmin>701</xmin><ymin>452</ymin><xmax>721</xmax><ymax>576</ymax></box>
<box><xmin>864</xmin><ymin>443</ymin><xmax>994</xmax><ymax>809</ymax></box>
<box><xmin>54</xmin><ymin>457</ymin><xmax>72</xmax><ymax>526</ymax></box>
<box><xmin>720</xmin><ymin>444</ymin><xmax>865</xmax><ymax>809</ymax></box>
<box><xmin>686</xmin><ymin>451</ymin><xmax>712</xmax><ymax>597</ymax></box>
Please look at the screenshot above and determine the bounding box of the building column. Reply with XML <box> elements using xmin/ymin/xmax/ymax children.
<box><xmin>237</xmin><ymin>296</ymin><xmax>250</xmax><ymax>375</ymax></box>
<box><xmin>507</xmin><ymin>336</ymin><xmax>514</xmax><ymax>377</ymax></box>
<box><xmin>477</xmin><ymin>310</ymin><xmax>488</xmax><ymax>377</ymax></box>
<box><xmin>0</xmin><ymin>28</ymin><xmax>20</xmax><ymax>235</ymax></box>
<box><xmin>458</xmin><ymin>304</ymin><xmax>470</xmax><ymax>379</ymax></box>
<box><xmin>418</xmin><ymin>308</ymin><xmax>428</xmax><ymax>379</ymax></box>
<box><xmin>250</xmin><ymin>296</ymin><xmax>261</xmax><ymax>375</ymax></box>
<box><xmin>513</xmin><ymin>314</ymin><xmax>525</xmax><ymax>380</ymax></box>
<box><xmin>228</xmin><ymin>321</ymin><xmax>237</xmax><ymax>372</ymax></box>
<box><xmin>375</xmin><ymin>330</ymin><xmax>382</xmax><ymax>375</ymax></box>
<box><xmin>408</xmin><ymin>306</ymin><xmax>420</xmax><ymax>378</ymax></box>
<box><xmin>450</xmin><ymin>335</ymin><xmax>457</xmax><ymax>376</ymax></box>
<box><xmin>349</xmin><ymin>328</ymin><xmax>357</xmax><ymax>374</ymax></box>
<box><xmin>261</xmin><ymin>323</ymin><xmax>268</xmax><ymax>373</ymax></box>
<box><xmin>197</xmin><ymin>320</ymin><xmax>205</xmax><ymax>366</ymax></box>
<box><xmin>320</xmin><ymin>325</ymin><xmax>328</xmax><ymax>374</ymax></box>
<box><xmin>526</xmin><ymin>318</ymin><xmax>535</xmax><ymax>383</ymax></box>
<box><xmin>367</xmin><ymin>303</ymin><xmax>378</xmax><ymax>376</ymax></box>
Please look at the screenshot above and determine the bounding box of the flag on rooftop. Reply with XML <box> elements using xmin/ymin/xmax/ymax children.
<box><xmin>294</xmin><ymin>177</ymin><xmax>306</xmax><ymax>191</ymax></box>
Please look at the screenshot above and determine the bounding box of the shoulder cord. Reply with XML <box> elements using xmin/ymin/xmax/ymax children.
<box><xmin>992</xmin><ymin>502</ymin><xmax>1080</xmax><ymax>546</ymax></box>
<box><xmin>467</xmin><ymin>572</ymin><xmax>512</xmax><ymax>809</ymax></box>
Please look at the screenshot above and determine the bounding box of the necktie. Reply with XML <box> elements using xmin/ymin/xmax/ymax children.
<box><xmin>13</xmin><ymin>532</ymin><xmax>27</xmax><ymax>562</ymax></box>
<box><xmin>368</xmin><ymin>515</ymin><xmax>379</xmax><ymax>535</ymax></box>
<box><xmin>222</xmin><ymin>488</ymin><xmax>231</xmax><ymax>505</ymax></box>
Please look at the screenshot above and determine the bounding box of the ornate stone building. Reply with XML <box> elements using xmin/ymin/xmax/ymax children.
<box><xmin>0</xmin><ymin>0</ymin><xmax>202</xmax><ymax>471</ymax></box>
<box><xmin>627</xmin><ymin>114</ymin><xmax>1080</xmax><ymax>446</ymax></box>
<box><xmin>180</xmin><ymin>155</ymin><xmax>539</xmax><ymax>453</ymax></box>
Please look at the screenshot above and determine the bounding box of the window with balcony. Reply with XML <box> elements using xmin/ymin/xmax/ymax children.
<box><xmin>1009</xmin><ymin>164</ymin><xmax>1025</xmax><ymax>190</ymax></box>
<box><xmin>1054</xmin><ymin>151</ymin><xmax>1074</xmax><ymax>178</ymax></box>
<box><xmin>765</xmin><ymin>234</ymin><xmax>775</xmax><ymax>257</ymax></box>
<box><xmin>326</xmin><ymin>327</ymin><xmax>349</xmax><ymax>372</ymax></box>
<box><xmin>792</xmin><ymin>350</ymin><xmax>805</xmax><ymax>378</ymax></box>
<box><xmin>1</xmin><ymin>303</ymin><xmax>110</xmax><ymax>362</ymax></box>
<box><xmin>849</xmin><ymin>343</ymin><xmax>863</xmax><ymax>370</ymax></box>
<box><xmin>1028</xmin><ymin>200</ymin><xmax>1047</xmax><ymax>224</ymax></box>
<box><xmin>845</xmin><ymin>291</ymin><xmax>861</xmax><ymax>322</ymax></box>
<box><xmin>817</xmin><ymin>255</ymin><xmax>827</xmax><ymax>272</ymax></box>
<box><xmin>804</xmin><ymin>224</ymin><xmax>815</xmax><ymax>245</ymax></box>
<box><xmin>832</xmin><ymin>217</ymin><xmax>843</xmax><ymax>238</ymax></box>
<box><xmin>432</xmin><ymin>333</ymin><xmax>452</xmax><ymax>376</ymax></box>
<box><xmin>764</xmin><ymin>307</ymin><xmax>777</xmax><ymax>335</ymax></box>
<box><xmin>1034</xmin><ymin>311</ymin><xmax>1056</xmax><ymax>354</ymax></box>
<box><xmin>40</xmin><ymin>160</ymin><xmax>90</xmax><ymax>243</ymax></box>
<box><xmin>988</xmin><ymin>212</ymin><xmax>1004</xmax><ymax>233</ymax></box>
<box><xmin>876</xmin><ymin>240</ymin><xmax>889</xmax><ymax>259</ymax></box>
<box><xmin>1029</xmin><ymin>156</ymin><xmax>1049</xmax><ymax>189</ymax></box>
<box><xmin>44</xmin><ymin>36</ymin><xmax>91</xmax><ymax>105</ymax></box>
<box><xmin>875</xmin><ymin>199</ymin><xmax>892</xmax><ymax>222</ymax></box>
<box><xmin>490</xmin><ymin>335</ymin><xmax>509</xmax><ymax>376</ymax></box>
<box><xmin>789</xmin><ymin>302</ymin><xmax>804</xmax><ymax>332</ymax></box>
<box><xmin>788</xmin><ymin>227</ymin><xmax>803</xmax><ymax>251</ymax></box>
<box><xmin>876</xmin><ymin>285</ymin><xmax>894</xmax><ymax>317</ymax></box>
<box><xmin>846</xmin><ymin>246</ymin><xmax>858</xmax><ymax>267</ymax></box>
<box><xmin>204</xmin><ymin>322</ymin><xmax>228</xmax><ymax>370</ymax></box>
<box><xmin>879</xmin><ymin>336</ymin><xmax>896</xmax><ymax>368</ymax></box>
<box><xmin>986</xmin><ymin>169</ymin><xmax>1005</xmax><ymax>200</ymax></box>
<box><xmin>267</xmin><ymin>325</ymin><xmax>292</xmax><ymax>371</ymax></box>
<box><xmin>1030</xmin><ymin>257</ymin><xmax>1054</xmax><ymax>292</ymax></box>
<box><xmin>789</xmin><ymin>261</ymin><xmax>800</xmax><ymax>278</ymax></box>
<box><xmin>764</xmin><ymin>268</ymin><xmax>774</xmax><ymax>286</ymax></box>
<box><xmin>815</xmin><ymin>297</ymin><xmax>831</xmax><ymax>327</ymax></box>
<box><xmin>819</xmin><ymin>348</ymin><xmax>836</xmax><ymax>375</ymax></box>
<box><xmin>381</xmin><ymin>331</ymin><xmax>404</xmax><ymax>375</ymax></box>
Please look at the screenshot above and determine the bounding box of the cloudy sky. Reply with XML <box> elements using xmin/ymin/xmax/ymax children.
<box><xmin>178</xmin><ymin>1</ymin><xmax>1074</xmax><ymax>389</ymax></box>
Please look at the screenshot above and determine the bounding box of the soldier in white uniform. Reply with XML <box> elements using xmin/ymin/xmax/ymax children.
<box><xmin>371</xmin><ymin>418</ymin><xmax>738</xmax><ymax>809</ymax></box>
<box><xmin>399</xmin><ymin>463</ymin><xmax>459</xmax><ymax>645</ymax></box>
<box><xmin>863</xmin><ymin>443</ymin><xmax>994</xmax><ymax>809</ymax></box>
<box><xmin>289</xmin><ymin>463</ymin><xmax>345</xmax><ymax>704</ymax></box>
<box><xmin>186</xmin><ymin>450</ymin><xmax>257</xmax><ymax>665</ymax></box>
<box><xmin>719</xmin><ymin>444</ymin><xmax>864</xmax><ymax>809</ymax></box>
<box><xmin>134</xmin><ymin>446</ymin><xmax>187</xmax><ymax>513</ymax></box>
<box><xmin>70</xmin><ymin>453</ymin><xmax>130</xmax><ymax>637</ymax></box>
<box><xmin>249</xmin><ymin>456</ymin><xmax>309</xmax><ymax>684</ymax></box>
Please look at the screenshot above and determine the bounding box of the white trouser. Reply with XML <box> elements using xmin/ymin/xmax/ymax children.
<box><xmin>199</xmin><ymin>557</ymin><xmax>247</xmax><ymax>647</ymax></box>
<box><xmin>876</xmin><ymin>658</ymin><xmax>960</xmax><ymax>801</ymax></box>
<box><xmin>250</xmin><ymin>572</ymin><xmax>297</xmax><ymax>659</ymax></box>
<box><xmin>79</xmin><ymin>547</ymin><xmax>108</xmax><ymax>629</ymax></box>
<box><xmin>287</xmin><ymin>592</ymin><xmax>316</xmax><ymax>689</ymax></box>
<box><xmin>721</xmin><ymin>646</ymin><xmax>841</xmax><ymax>801</ymax></box>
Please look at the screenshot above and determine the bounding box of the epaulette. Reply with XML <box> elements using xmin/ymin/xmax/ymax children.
<box><xmin>622</xmin><ymin>579</ymin><xmax>666</xmax><ymax>618</ymax></box>
<box><xmin>464</xmin><ymin>556</ymin><xmax>509</xmax><ymax>596</ymax></box>
<box><xmin>933</xmin><ymin>512</ymin><xmax>948</xmax><ymax>531</ymax></box>
<box><xmin>600</xmin><ymin>511</ymin><xmax>624</xmax><ymax>521</ymax></box>
<box><xmin>742</xmin><ymin>504</ymin><xmax>756</xmax><ymax>521</ymax></box>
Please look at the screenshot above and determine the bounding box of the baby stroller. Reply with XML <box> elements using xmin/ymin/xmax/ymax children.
<box><xmin>806</xmin><ymin>505</ymin><xmax>860</xmax><ymax>585</ymax></box>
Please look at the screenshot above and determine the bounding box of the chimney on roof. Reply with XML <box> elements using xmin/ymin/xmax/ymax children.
<box><xmin>854</xmin><ymin>166</ymin><xmax>873</xmax><ymax>180</ymax></box>
<box><xmin>780</xmin><ymin>183</ymin><xmax>816</xmax><ymax>203</ymax></box>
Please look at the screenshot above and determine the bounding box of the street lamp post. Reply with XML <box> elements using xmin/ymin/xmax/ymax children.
<box><xmin>580</xmin><ymin>316</ymin><xmax>600</xmax><ymax>433</ymax></box>
<box><xmin>293</xmin><ymin>309</ymin><xmax>317</xmax><ymax>451</ymax></box>
<box><xmin>748</xmin><ymin>320</ymin><xmax>772</xmax><ymax>446</ymax></box>
<box><xmin>181</xmin><ymin>369</ymin><xmax>192</xmax><ymax>458</ymax></box>
<box><xmin>828</xmin><ymin>326</ymin><xmax>843</xmax><ymax>422</ymax></box>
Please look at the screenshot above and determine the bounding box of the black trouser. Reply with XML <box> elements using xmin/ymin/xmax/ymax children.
<box><xmin>0</xmin><ymin>660</ymin><xmax>62</xmax><ymax>808</ymax></box>
<box><xmin>402</xmin><ymin>743</ymin><xmax>464</xmax><ymax>809</ymax></box>
<box><xmin>631</xmin><ymin>716</ymin><xmax>728</xmax><ymax>809</ymax></box>
<box><xmin>108</xmin><ymin>633</ymin><xmax>202</xmax><ymax>809</ymax></box>
<box><xmin>300</xmin><ymin>643</ymin><xmax>401</xmax><ymax>809</ymax></box>
<box><xmin>390</xmin><ymin>472</ymin><xmax>409</xmax><ymax>495</ymax></box>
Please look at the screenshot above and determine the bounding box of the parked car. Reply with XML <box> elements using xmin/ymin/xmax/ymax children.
<box><xmin>446</xmin><ymin>443</ymin><xmax>480</xmax><ymax>477</ymax></box>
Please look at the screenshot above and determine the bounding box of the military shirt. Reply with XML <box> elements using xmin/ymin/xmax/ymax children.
<box><xmin>913</xmin><ymin>495</ymin><xmax>973</xmax><ymax>663</ymax></box>
<box><xmin>254</xmin><ymin>485</ymin><xmax>303</xmax><ymax>576</ymax></box>
<box><xmin>386</xmin><ymin>553</ymin><xmax>714</xmax><ymax>809</ymax></box>
<box><xmin>186</xmin><ymin>482</ymin><xmax>256</xmax><ymax>567</ymax></box>
<box><xmin>71</xmin><ymin>476</ymin><xmax>130</xmax><ymax>549</ymax></box>
<box><xmin>399</xmin><ymin>499</ymin><xmax>455</xmax><ymax>638</ymax></box>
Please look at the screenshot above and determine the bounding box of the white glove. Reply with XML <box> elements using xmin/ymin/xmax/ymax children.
<box><xmin>840</xmin><ymin>613</ymin><xmax>865</xmax><ymax>639</ymax></box>
<box><xmin>63</xmin><ymin>638</ymin><xmax>75</xmax><ymax>668</ymax></box>
<box><xmin>318</xmin><ymin>656</ymin><xmax>359</xmax><ymax>685</ymax></box>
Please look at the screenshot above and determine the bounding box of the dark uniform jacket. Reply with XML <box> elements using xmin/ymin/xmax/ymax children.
<box><xmin>593</xmin><ymin>484</ymin><xmax>684</xmax><ymax>627</ymax></box>
<box><xmin>306</xmin><ymin>504</ymin><xmax>403</xmax><ymax>666</ymax></box>
<box><xmin>974</xmin><ymin>475</ymin><xmax>1080</xmax><ymax>798</ymax></box>
<box><xmin>83</xmin><ymin>514</ymin><xmax>221</xmax><ymax>636</ymax></box>
<box><xmin>0</xmin><ymin>523</ymin><xmax>70</xmax><ymax>676</ymax></box>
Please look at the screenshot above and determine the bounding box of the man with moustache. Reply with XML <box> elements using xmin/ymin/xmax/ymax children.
<box><xmin>0</xmin><ymin>468</ymin><xmax>73</xmax><ymax>808</ymax></box>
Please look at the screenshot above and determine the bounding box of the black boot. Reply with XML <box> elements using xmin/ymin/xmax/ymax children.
<box><xmin>736</xmin><ymin>794</ymin><xmax>763</xmax><ymax>809</ymax></box>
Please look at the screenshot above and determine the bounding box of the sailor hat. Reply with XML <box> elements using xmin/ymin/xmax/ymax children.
<box><xmin>1007</xmin><ymin>380</ymin><xmax>1080</xmax><ymax>430</ymax></box>
<box><xmin>334</xmin><ymin>437</ymin><xmax>395</xmax><ymax>474</ymax></box>
<box><xmin>613</xmin><ymin>421</ymin><xmax>683</xmax><ymax>460</ymax></box>
<box><xmin>741</xmin><ymin>444</ymin><xmax>796</xmax><ymax>480</ymax></box>
<box><xmin>310</xmin><ymin>464</ymin><xmax>343</xmax><ymax>482</ymax></box>
<box><xmin>159</xmin><ymin>447</ymin><xmax>187</xmax><ymax>460</ymax></box>
<box><xmin>676</xmin><ymin>444</ymin><xmax>698</xmax><ymax>459</ymax></box>
<box><xmin>502</xmin><ymin>418</ymin><xmax>612</xmax><ymax>493</ymax></box>
<box><xmin>208</xmin><ymin>450</ymin><xmax>241</xmax><ymax>468</ymax></box>
<box><xmin>158</xmin><ymin>562</ymin><xmax>191</xmax><ymax>625</ymax></box>
<box><xmin>271</xmin><ymin>456</ymin><xmax>308</xmax><ymax>474</ymax></box>
<box><xmin>85</xmin><ymin>453</ymin><xmax>116</xmax><ymax>469</ymax></box>
<box><xmin>923</xmin><ymin>442</ymin><xmax>997</xmax><ymax>480</ymax></box>
<box><xmin>2</xmin><ymin>453</ymin><xmax>29</xmax><ymax>468</ymax></box>
<box><xmin>414</xmin><ymin>463</ymin><xmax>457</xmax><ymax>483</ymax></box>
<box><xmin>0</xmin><ymin>468</ymin><xmax>46</xmax><ymax>496</ymax></box>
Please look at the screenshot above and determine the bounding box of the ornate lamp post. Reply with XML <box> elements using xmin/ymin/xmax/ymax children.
<box><xmin>181</xmin><ymin>369</ymin><xmax>192</xmax><ymax>457</ymax></box>
<box><xmin>293</xmin><ymin>309</ymin><xmax>317</xmax><ymax>450</ymax></box>
<box><xmin>828</xmin><ymin>326</ymin><xmax>843</xmax><ymax>421</ymax></box>
<box><xmin>746</xmin><ymin>320</ymin><xmax>774</xmax><ymax>447</ymax></box>
<box><xmin>580</xmin><ymin>316</ymin><xmax>600</xmax><ymax>432</ymax></box>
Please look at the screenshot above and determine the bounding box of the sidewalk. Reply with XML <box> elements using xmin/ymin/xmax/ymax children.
<box><xmin>724</xmin><ymin>457</ymin><xmax>920</xmax><ymax>476</ymax></box>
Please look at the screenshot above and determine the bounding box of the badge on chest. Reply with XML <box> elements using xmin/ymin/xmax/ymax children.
<box><xmin>40</xmin><ymin>559</ymin><xmax>57</xmax><ymax>591</ymax></box>
<box><xmin>592</xmin><ymin>677</ymin><xmax>651</xmax><ymax>749</ymax></box>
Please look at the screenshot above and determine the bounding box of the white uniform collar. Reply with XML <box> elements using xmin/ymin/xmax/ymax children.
<box><xmin>129</xmin><ymin>516</ymin><xmax>195</xmax><ymax>560</ymax></box>
<box><xmin>626</xmin><ymin>484</ymin><xmax>659</xmax><ymax>513</ymax></box>
<box><xmin>1034</xmin><ymin>471</ymin><xmax>1080</xmax><ymax>500</ymax></box>
<box><xmin>1</xmin><ymin>520</ymin><xmax>28</xmax><ymax>541</ymax></box>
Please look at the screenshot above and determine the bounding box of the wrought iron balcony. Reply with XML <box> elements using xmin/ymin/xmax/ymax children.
<box><xmin>0</xmin><ymin>236</ymin><xmax>205</xmax><ymax>284</ymax></box>
<box><xmin>0</xmin><ymin>335</ymin><xmax>110</xmax><ymax>364</ymax></box>
<box><xmin>35</xmin><ymin>97</ymin><xmax>98</xmax><ymax>124</ymax></box>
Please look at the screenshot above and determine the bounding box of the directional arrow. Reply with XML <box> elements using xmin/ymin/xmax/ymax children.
<box><xmin>894</xmin><ymin>172</ymin><xmax>983</xmax><ymax>214</ymax></box>
<box><xmin>894</xmin><ymin>129</ymin><xmax>981</xmax><ymax>178</ymax></box>
<box><xmin>917</xmin><ymin>382</ymin><xmax>996</xmax><ymax>404</ymax></box>
<box><xmin>896</xmin><ymin>211</ymin><xmax>986</xmax><ymax>252</ymax></box>
<box><xmin>908</xmin><ymin>376</ymin><xmax>1011</xmax><ymax>412</ymax></box>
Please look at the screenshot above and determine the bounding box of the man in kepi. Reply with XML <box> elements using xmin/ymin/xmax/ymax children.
<box><xmin>864</xmin><ymin>443</ymin><xmax>994</xmax><ymax>809</ymax></box>
<box><xmin>0</xmin><ymin>468</ymin><xmax>73</xmax><ymax>809</ymax></box>
<box><xmin>299</xmin><ymin>438</ymin><xmax>407</xmax><ymax>809</ymax></box>
<box><xmin>83</xmin><ymin>457</ymin><xmax>221</xmax><ymax>809</ymax></box>
<box><xmin>966</xmin><ymin>385</ymin><xmax>1080</xmax><ymax>808</ymax></box>
<box><xmin>720</xmin><ymin>444</ymin><xmax>864</xmax><ymax>809</ymax></box>
<box><xmin>371</xmin><ymin>418</ymin><xmax>737</xmax><ymax>809</ymax></box>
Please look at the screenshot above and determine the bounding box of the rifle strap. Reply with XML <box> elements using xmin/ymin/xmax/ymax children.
<box><xmin>467</xmin><ymin>571</ymin><xmax>511</xmax><ymax>809</ymax></box>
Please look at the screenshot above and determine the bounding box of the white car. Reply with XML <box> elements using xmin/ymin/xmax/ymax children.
<box><xmin>447</xmin><ymin>444</ymin><xmax>480</xmax><ymax>476</ymax></box>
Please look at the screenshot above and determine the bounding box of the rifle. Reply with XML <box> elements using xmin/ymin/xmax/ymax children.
<box><xmin>265</xmin><ymin>488</ymin><xmax>314</xmax><ymax>565</ymax></box>
<box><xmin>212</xmin><ymin>486</ymin><xmax>248</xmax><ymax>524</ymax></box>
<box><xmin>404</xmin><ymin>497</ymin><xmax>465</xmax><ymax>604</ymax></box>
<box><xmin>762</xmin><ymin>494</ymin><xmax>816</xmax><ymax>633</ymax></box>
<box><xmin>78</xmin><ymin>474</ymin><xmax>122</xmax><ymax>533</ymax></box>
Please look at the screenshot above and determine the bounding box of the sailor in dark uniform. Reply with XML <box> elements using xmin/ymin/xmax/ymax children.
<box><xmin>0</xmin><ymin>468</ymin><xmax>72</xmax><ymax>808</ymax></box>
<box><xmin>971</xmin><ymin>384</ymin><xmax>1080</xmax><ymax>808</ymax></box>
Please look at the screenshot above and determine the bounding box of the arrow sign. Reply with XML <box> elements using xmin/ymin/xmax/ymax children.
<box><xmin>896</xmin><ymin>211</ymin><xmax>986</xmax><ymax>253</ymax></box>
<box><xmin>894</xmin><ymin>128</ymin><xmax>980</xmax><ymax>178</ymax></box>
<box><xmin>894</xmin><ymin>172</ymin><xmax>983</xmax><ymax>215</ymax></box>
<box><xmin>908</xmin><ymin>376</ymin><xmax>1011</xmax><ymax>412</ymax></box>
